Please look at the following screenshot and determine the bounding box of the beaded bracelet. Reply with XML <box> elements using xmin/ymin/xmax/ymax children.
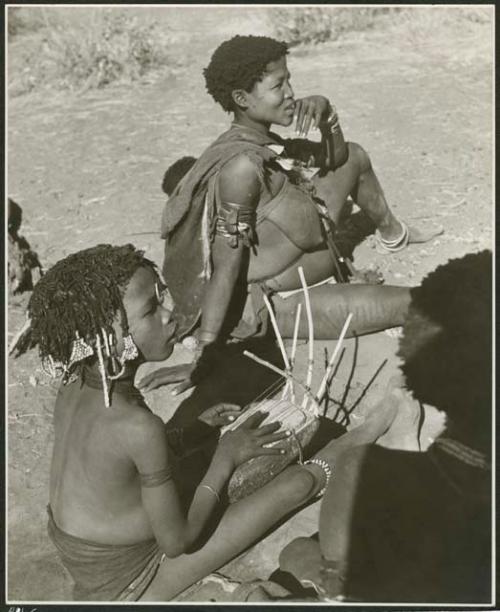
<box><xmin>304</xmin><ymin>458</ymin><xmax>332</xmax><ymax>497</ymax></box>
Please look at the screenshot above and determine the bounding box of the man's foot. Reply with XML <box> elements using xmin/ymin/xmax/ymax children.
<box><xmin>407</xmin><ymin>224</ymin><xmax>444</xmax><ymax>244</ymax></box>
<box><xmin>376</xmin><ymin>220</ymin><xmax>443</xmax><ymax>254</ymax></box>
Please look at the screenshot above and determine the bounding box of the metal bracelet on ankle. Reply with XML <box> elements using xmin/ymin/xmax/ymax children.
<box><xmin>304</xmin><ymin>458</ymin><xmax>332</xmax><ymax>497</ymax></box>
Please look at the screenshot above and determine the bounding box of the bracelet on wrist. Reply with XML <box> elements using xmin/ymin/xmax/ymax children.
<box><xmin>320</xmin><ymin>105</ymin><xmax>338</xmax><ymax>128</ymax></box>
<box><xmin>198</xmin><ymin>329</ymin><xmax>219</xmax><ymax>344</ymax></box>
<box><xmin>182</xmin><ymin>331</ymin><xmax>218</xmax><ymax>354</ymax></box>
<box><xmin>198</xmin><ymin>483</ymin><xmax>221</xmax><ymax>503</ymax></box>
<box><xmin>304</xmin><ymin>458</ymin><xmax>332</xmax><ymax>497</ymax></box>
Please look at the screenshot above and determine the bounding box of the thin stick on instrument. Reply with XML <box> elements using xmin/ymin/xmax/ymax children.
<box><xmin>243</xmin><ymin>350</ymin><xmax>317</xmax><ymax>406</ymax></box>
<box><xmin>262</xmin><ymin>293</ymin><xmax>292</xmax><ymax>401</ymax></box>
<box><xmin>298</xmin><ymin>267</ymin><xmax>314</xmax><ymax>409</ymax></box>
<box><xmin>315</xmin><ymin>313</ymin><xmax>353</xmax><ymax>405</ymax></box>
<box><xmin>290</xmin><ymin>302</ymin><xmax>302</xmax><ymax>367</ymax></box>
<box><xmin>282</xmin><ymin>302</ymin><xmax>302</xmax><ymax>402</ymax></box>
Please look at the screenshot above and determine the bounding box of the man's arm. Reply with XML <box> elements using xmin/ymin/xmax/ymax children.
<box><xmin>287</xmin><ymin>96</ymin><xmax>349</xmax><ymax>171</ymax></box>
<box><xmin>197</xmin><ymin>154</ymin><xmax>261</xmax><ymax>345</ymax></box>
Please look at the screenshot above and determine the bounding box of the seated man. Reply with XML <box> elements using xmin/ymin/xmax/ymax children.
<box><xmin>279</xmin><ymin>250</ymin><xmax>492</xmax><ymax>603</ymax></box>
<box><xmin>12</xmin><ymin>243</ymin><xmax>400</xmax><ymax>602</ymax></box>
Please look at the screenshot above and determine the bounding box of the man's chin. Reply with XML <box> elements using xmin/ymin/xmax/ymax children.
<box><xmin>163</xmin><ymin>342</ymin><xmax>175</xmax><ymax>360</ymax></box>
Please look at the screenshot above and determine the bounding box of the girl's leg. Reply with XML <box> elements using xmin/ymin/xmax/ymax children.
<box><xmin>140</xmin><ymin>400</ymin><xmax>398</xmax><ymax>601</ymax></box>
<box><xmin>273</xmin><ymin>283</ymin><xmax>411</xmax><ymax>339</ymax></box>
<box><xmin>140</xmin><ymin>465</ymin><xmax>317</xmax><ymax>601</ymax></box>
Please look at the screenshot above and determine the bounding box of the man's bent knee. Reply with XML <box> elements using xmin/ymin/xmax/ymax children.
<box><xmin>347</xmin><ymin>142</ymin><xmax>371</xmax><ymax>173</ymax></box>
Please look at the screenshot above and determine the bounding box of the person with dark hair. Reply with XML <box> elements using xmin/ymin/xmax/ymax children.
<box><xmin>12</xmin><ymin>243</ymin><xmax>403</xmax><ymax>601</ymax></box>
<box><xmin>8</xmin><ymin>197</ymin><xmax>43</xmax><ymax>294</ymax></box>
<box><xmin>278</xmin><ymin>250</ymin><xmax>492</xmax><ymax>603</ymax></box>
<box><xmin>161</xmin><ymin>156</ymin><xmax>197</xmax><ymax>196</ymax></box>
<box><xmin>142</xmin><ymin>34</ymin><xmax>441</xmax><ymax>395</ymax></box>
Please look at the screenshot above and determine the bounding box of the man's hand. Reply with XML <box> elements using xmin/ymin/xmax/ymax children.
<box><xmin>294</xmin><ymin>96</ymin><xmax>332</xmax><ymax>138</ymax></box>
<box><xmin>198</xmin><ymin>403</ymin><xmax>243</xmax><ymax>427</ymax></box>
<box><xmin>137</xmin><ymin>362</ymin><xmax>196</xmax><ymax>396</ymax></box>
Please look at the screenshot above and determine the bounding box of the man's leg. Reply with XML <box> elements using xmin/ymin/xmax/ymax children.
<box><xmin>313</xmin><ymin>142</ymin><xmax>442</xmax><ymax>245</ymax></box>
<box><xmin>273</xmin><ymin>283</ymin><xmax>411</xmax><ymax>340</ymax></box>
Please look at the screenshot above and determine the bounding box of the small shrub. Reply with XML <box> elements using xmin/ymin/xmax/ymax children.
<box><xmin>270</xmin><ymin>7</ymin><xmax>396</xmax><ymax>47</ymax></box>
<box><xmin>8</xmin><ymin>7</ymin><xmax>45</xmax><ymax>39</ymax></box>
<box><xmin>8</xmin><ymin>8</ymin><xmax>173</xmax><ymax>95</ymax></box>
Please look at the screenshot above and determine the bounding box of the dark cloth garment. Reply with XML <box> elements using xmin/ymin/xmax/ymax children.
<box><xmin>161</xmin><ymin>125</ymin><xmax>279</xmax><ymax>339</ymax></box>
<box><xmin>279</xmin><ymin>441</ymin><xmax>491</xmax><ymax>603</ymax></box>
<box><xmin>322</xmin><ymin>442</ymin><xmax>492</xmax><ymax>603</ymax></box>
<box><xmin>47</xmin><ymin>506</ymin><xmax>164</xmax><ymax>601</ymax></box>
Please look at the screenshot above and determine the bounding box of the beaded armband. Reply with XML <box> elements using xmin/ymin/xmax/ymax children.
<box><xmin>215</xmin><ymin>200</ymin><xmax>256</xmax><ymax>248</ymax></box>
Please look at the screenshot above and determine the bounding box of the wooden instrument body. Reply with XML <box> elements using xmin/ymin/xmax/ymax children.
<box><xmin>221</xmin><ymin>397</ymin><xmax>320</xmax><ymax>503</ymax></box>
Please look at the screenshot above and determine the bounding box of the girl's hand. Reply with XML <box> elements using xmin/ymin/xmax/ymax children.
<box><xmin>294</xmin><ymin>96</ymin><xmax>332</xmax><ymax>138</ymax></box>
<box><xmin>215</xmin><ymin>412</ymin><xmax>291</xmax><ymax>470</ymax></box>
<box><xmin>198</xmin><ymin>403</ymin><xmax>243</xmax><ymax>427</ymax></box>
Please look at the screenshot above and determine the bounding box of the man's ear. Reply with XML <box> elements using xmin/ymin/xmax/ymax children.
<box><xmin>231</xmin><ymin>89</ymin><xmax>251</xmax><ymax>110</ymax></box>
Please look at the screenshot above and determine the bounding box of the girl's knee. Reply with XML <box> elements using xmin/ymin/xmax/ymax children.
<box><xmin>274</xmin><ymin>465</ymin><xmax>317</xmax><ymax>506</ymax></box>
<box><xmin>347</xmin><ymin>142</ymin><xmax>371</xmax><ymax>173</ymax></box>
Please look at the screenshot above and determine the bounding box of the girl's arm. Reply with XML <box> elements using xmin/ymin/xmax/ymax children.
<box><xmin>128</xmin><ymin>411</ymin><xmax>288</xmax><ymax>558</ymax></box>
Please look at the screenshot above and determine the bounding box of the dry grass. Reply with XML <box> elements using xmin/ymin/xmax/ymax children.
<box><xmin>270</xmin><ymin>6</ymin><xmax>492</xmax><ymax>48</ymax></box>
<box><xmin>8</xmin><ymin>7</ymin><xmax>174</xmax><ymax>96</ymax></box>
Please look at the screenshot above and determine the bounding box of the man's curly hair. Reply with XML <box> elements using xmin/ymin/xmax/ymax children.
<box><xmin>398</xmin><ymin>250</ymin><xmax>492</xmax><ymax>453</ymax></box>
<box><xmin>16</xmin><ymin>244</ymin><xmax>156</xmax><ymax>369</ymax></box>
<box><xmin>204</xmin><ymin>35</ymin><xmax>288</xmax><ymax>112</ymax></box>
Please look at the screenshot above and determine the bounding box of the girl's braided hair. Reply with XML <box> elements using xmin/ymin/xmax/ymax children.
<box><xmin>17</xmin><ymin>244</ymin><xmax>156</xmax><ymax>366</ymax></box>
<box><xmin>204</xmin><ymin>35</ymin><xmax>288</xmax><ymax>112</ymax></box>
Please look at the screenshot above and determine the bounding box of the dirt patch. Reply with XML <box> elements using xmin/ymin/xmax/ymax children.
<box><xmin>7</xmin><ymin>7</ymin><xmax>493</xmax><ymax>602</ymax></box>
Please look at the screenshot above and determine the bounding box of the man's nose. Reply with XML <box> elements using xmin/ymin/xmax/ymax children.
<box><xmin>284</xmin><ymin>81</ymin><xmax>294</xmax><ymax>99</ymax></box>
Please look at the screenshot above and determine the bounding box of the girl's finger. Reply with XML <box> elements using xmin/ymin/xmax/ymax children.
<box><xmin>217</xmin><ymin>404</ymin><xmax>243</xmax><ymax>414</ymax></box>
<box><xmin>261</xmin><ymin>430</ymin><xmax>292</xmax><ymax>445</ymax></box>
<box><xmin>238</xmin><ymin>411</ymin><xmax>268</xmax><ymax>430</ymax></box>
<box><xmin>251</xmin><ymin>446</ymin><xmax>287</xmax><ymax>457</ymax></box>
<box><xmin>253</xmin><ymin>421</ymin><xmax>282</xmax><ymax>436</ymax></box>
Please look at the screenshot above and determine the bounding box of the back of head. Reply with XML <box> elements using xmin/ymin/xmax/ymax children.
<box><xmin>204</xmin><ymin>35</ymin><xmax>288</xmax><ymax>112</ymax></box>
<box><xmin>161</xmin><ymin>156</ymin><xmax>197</xmax><ymax>196</ymax></box>
<box><xmin>398</xmin><ymin>250</ymin><xmax>492</xmax><ymax>453</ymax></box>
<box><xmin>16</xmin><ymin>244</ymin><xmax>155</xmax><ymax>381</ymax></box>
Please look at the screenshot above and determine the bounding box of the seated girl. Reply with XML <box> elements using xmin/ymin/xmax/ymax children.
<box><xmin>13</xmin><ymin>244</ymin><xmax>400</xmax><ymax>601</ymax></box>
<box><xmin>143</xmin><ymin>35</ymin><xmax>441</xmax><ymax>395</ymax></box>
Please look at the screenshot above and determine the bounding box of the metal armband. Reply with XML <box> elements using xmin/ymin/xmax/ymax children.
<box><xmin>215</xmin><ymin>200</ymin><xmax>256</xmax><ymax>248</ymax></box>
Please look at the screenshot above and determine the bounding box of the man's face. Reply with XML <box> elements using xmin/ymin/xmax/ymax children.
<box><xmin>242</xmin><ymin>56</ymin><xmax>296</xmax><ymax>127</ymax></box>
<box><xmin>121</xmin><ymin>266</ymin><xmax>177</xmax><ymax>362</ymax></box>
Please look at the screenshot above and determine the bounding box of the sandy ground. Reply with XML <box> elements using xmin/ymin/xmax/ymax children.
<box><xmin>6</xmin><ymin>7</ymin><xmax>493</xmax><ymax>602</ymax></box>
